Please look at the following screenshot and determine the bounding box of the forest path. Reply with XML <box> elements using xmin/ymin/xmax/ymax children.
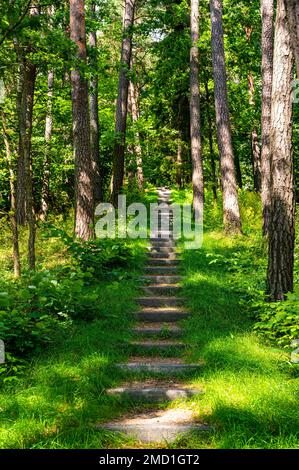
<box><xmin>98</xmin><ymin>188</ymin><xmax>208</xmax><ymax>444</ymax></box>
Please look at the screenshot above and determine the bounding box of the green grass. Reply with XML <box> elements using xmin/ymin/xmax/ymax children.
<box><xmin>0</xmin><ymin>187</ymin><xmax>298</xmax><ymax>449</ymax></box>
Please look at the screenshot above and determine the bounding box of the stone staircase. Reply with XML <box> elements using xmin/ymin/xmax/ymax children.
<box><xmin>98</xmin><ymin>188</ymin><xmax>207</xmax><ymax>444</ymax></box>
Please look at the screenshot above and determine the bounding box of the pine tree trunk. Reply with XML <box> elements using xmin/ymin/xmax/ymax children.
<box><xmin>40</xmin><ymin>69</ymin><xmax>54</xmax><ymax>221</ymax></box>
<box><xmin>210</xmin><ymin>0</ymin><xmax>242</xmax><ymax>233</ymax></box>
<box><xmin>1</xmin><ymin>111</ymin><xmax>21</xmax><ymax>277</ymax></box>
<box><xmin>252</xmin><ymin>128</ymin><xmax>261</xmax><ymax>192</ymax></box>
<box><xmin>129</xmin><ymin>79</ymin><xmax>144</xmax><ymax>190</ymax></box>
<box><xmin>70</xmin><ymin>0</ymin><xmax>94</xmax><ymax>240</ymax></box>
<box><xmin>14</xmin><ymin>38</ymin><xmax>26</xmax><ymax>226</ymax></box>
<box><xmin>190</xmin><ymin>0</ymin><xmax>204</xmax><ymax>219</ymax></box>
<box><xmin>260</xmin><ymin>0</ymin><xmax>274</xmax><ymax>235</ymax></box>
<box><xmin>204</xmin><ymin>79</ymin><xmax>217</xmax><ymax>201</ymax></box>
<box><xmin>22</xmin><ymin>60</ymin><xmax>36</xmax><ymax>270</ymax></box>
<box><xmin>110</xmin><ymin>0</ymin><xmax>135</xmax><ymax>206</ymax></box>
<box><xmin>285</xmin><ymin>0</ymin><xmax>299</xmax><ymax>77</ymax></box>
<box><xmin>267</xmin><ymin>0</ymin><xmax>295</xmax><ymax>301</ymax></box>
<box><xmin>89</xmin><ymin>1</ymin><xmax>103</xmax><ymax>204</ymax></box>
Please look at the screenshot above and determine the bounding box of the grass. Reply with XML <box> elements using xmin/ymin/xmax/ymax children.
<box><xmin>0</xmin><ymin>187</ymin><xmax>298</xmax><ymax>449</ymax></box>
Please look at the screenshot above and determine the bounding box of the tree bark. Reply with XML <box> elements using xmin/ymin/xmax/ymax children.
<box><xmin>22</xmin><ymin>60</ymin><xmax>36</xmax><ymax>270</ymax></box>
<box><xmin>267</xmin><ymin>0</ymin><xmax>295</xmax><ymax>301</ymax></box>
<box><xmin>252</xmin><ymin>128</ymin><xmax>261</xmax><ymax>192</ymax></box>
<box><xmin>89</xmin><ymin>1</ymin><xmax>103</xmax><ymax>204</ymax></box>
<box><xmin>70</xmin><ymin>0</ymin><xmax>94</xmax><ymax>240</ymax></box>
<box><xmin>210</xmin><ymin>0</ymin><xmax>242</xmax><ymax>233</ymax></box>
<box><xmin>285</xmin><ymin>0</ymin><xmax>299</xmax><ymax>77</ymax></box>
<box><xmin>190</xmin><ymin>0</ymin><xmax>204</xmax><ymax>219</ymax></box>
<box><xmin>40</xmin><ymin>69</ymin><xmax>54</xmax><ymax>221</ymax></box>
<box><xmin>129</xmin><ymin>79</ymin><xmax>144</xmax><ymax>190</ymax></box>
<box><xmin>14</xmin><ymin>37</ymin><xmax>26</xmax><ymax>226</ymax></box>
<box><xmin>204</xmin><ymin>78</ymin><xmax>217</xmax><ymax>200</ymax></box>
<box><xmin>1</xmin><ymin>111</ymin><xmax>21</xmax><ymax>277</ymax></box>
<box><xmin>260</xmin><ymin>0</ymin><xmax>274</xmax><ymax>235</ymax></box>
<box><xmin>110</xmin><ymin>0</ymin><xmax>135</xmax><ymax>206</ymax></box>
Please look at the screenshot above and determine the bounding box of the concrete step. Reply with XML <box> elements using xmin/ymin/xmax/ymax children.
<box><xmin>142</xmin><ymin>275</ymin><xmax>182</xmax><ymax>284</ymax></box>
<box><xmin>145</xmin><ymin>266</ymin><xmax>179</xmax><ymax>274</ymax></box>
<box><xmin>141</xmin><ymin>285</ymin><xmax>181</xmax><ymax>295</ymax></box>
<box><xmin>116</xmin><ymin>358</ymin><xmax>202</xmax><ymax>374</ymax></box>
<box><xmin>131</xmin><ymin>322</ymin><xmax>183</xmax><ymax>337</ymax></box>
<box><xmin>136</xmin><ymin>307</ymin><xmax>189</xmax><ymax>322</ymax></box>
<box><xmin>150</xmin><ymin>232</ymin><xmax>174</xmax><ymax>239</ymax></box>
<box><xmin>136</xmin><ymin>297</ymin><xmax>185</xmax><ymax>307</ymax></box>
<box><xmin>147</xmin><ymin>258</ymin><xmax>180</xmax><ymax>266</ymax></box>
<box><xmin>106</xmin><ymin>384</ymin><xmax>203</xmax><ymax>402</ymax></box>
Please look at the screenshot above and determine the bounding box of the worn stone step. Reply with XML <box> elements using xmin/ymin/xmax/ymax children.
<box><xmin>99</xmin><ymin>422</ymin><xmax>208</xmax><ymax>443</ymax></box>
<box><xmin>150</xmin><ymin>239</ymin><xmax>176</xmax><ymax>246</ymax></box>
<box><xmin>136</xmin><ymin>307</ymin><xmax>189</xmax><ymax>322</ymax></box>
<box><xmin>116</xmin><ymin>358</ymin><xmax>202</xmax><ymax>374</ymax></box>
<box><xmin>136</xmin><ymin>296</ymin><xmax>185</xmax><ymax>308</ymax></box>
<box><xmin>141</xmin><ymin>284</ymin><xmax>181</xmax><ymax>295</ymax></box>
<box><xmin>130</xmin><ymin>340</ymin><xmax>185</xmax><ymax>353</ymax></box>
<box><xmin>148</xmin><ymin>246</ymin><xmax>176</xmax><ymax>254</ymax></box>
<box><xmin>147</xmin><ymin>258</ymin><xmax>179</xmax><ymax>266</ymax></box>
<box><xmin>142</xmin><ymin>275</ymin><xmax>182</xmax><ymax>284</ymax></box>
<box><xmin>150</xmin><ymin>228</ymin><xmax>173</xmax><ymax>240</ymax></box>
<box><xmin>145</xmin><ymin>266</ymin><xmax>179</xmax><ymax>274</ymax></box>
<box><xmin>106</xmin><ymin>383</ymin><xmax>203</xmax><ymax>402</ymax></box>
<box><xmin>131</xmin><ymin>322</ymin><xmax>183</xmax><ymax>337</ymax></box>
<box><xmin>148</xmin><ymin>252</ymin><xmax>177</xmax><ymax>259</ymax></box>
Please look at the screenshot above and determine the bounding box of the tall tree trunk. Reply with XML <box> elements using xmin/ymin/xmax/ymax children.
<box><xmin>285</xmin><ymin>0</ymin><xmax>299</xmax><ymax>77</ymax></box>
<box><xmin>110</xmin><ymin>0</ymin><xmax>135</xmax><ymax>206</ymax></box>
<box><xmin>70</xmin><ymin>0</ymin><xmax>94</xmax><ymax>240</ymax></box>
<box><xmin>190</xmin><ymin>0</ymin><xmax>204</xmax><ymax>218</ymax></box>
<box><xmin>40</xmin><ymin>69</ymin><xmax>54</xmax><ymax>221</ymax></box>
<box><xmin>260</xmin><ymin>0</ymin><xmax>274</xmax><ymax>235</ymax></box>
<box><xmin>14</xmin><ymin>37</ymin><xmax>26</xmax><ymax>226</ymax></box>
<box><xmin>210</xmin><ymin>0</ymin><xmax>242</xmax><ymax>233</ymax></box>
<box><xmin>89</xmin><ymin>1</ymin><xmax>103</xmax><ymax>204</ymax></box>
<box><xmin>204</xmin><ymin>78</ymin><xmax>217</xmax><ymax>200</ymax></box>
<box><xmin>1</xmin><ymin>111</ymin><xmax>21</xmax><ymax>277</ymax></box>
<box><xmin>267</xmin><ymin>0</ymin><xmax>295</xmax><ymax>301</ymax></box>
<box><xmin>251</xmin><ymin>128</ymin><xmax>261</xmax><ymax>192</ymax></box>
<box><xmin>22</xmin><ymin>60</ymin><xmax>37</xmax><ymax>270</ymax></box>
<box><xmin>129</xmin><ymin>79</ymin><xmax>144</xmax><ymax>190</ymax></box>
<box><xmin>234</xmin><ymin>153</ymin><xmax>243</xmax><ymax>189</ymax></box>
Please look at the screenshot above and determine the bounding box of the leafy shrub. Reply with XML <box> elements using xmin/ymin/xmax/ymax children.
<box><xmin>42</xmin><ymin>225</ymin><xmax>135</xmax><ymax>278</ymax></box>
<box><xmin>252</xmin><ymin>289</ymin><xmax>299</xmax><ymax>347</ymax></box>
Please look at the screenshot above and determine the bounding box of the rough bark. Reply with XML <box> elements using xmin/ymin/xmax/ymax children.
<box><xmin>40</xmin><ymin>69</ymin><xmax>54</xmax><ymax>221</ymax></box>
<box><xmin>70</xmin><ymin>0</ymin><xmax>94</xmax><ymax>240</ymax></box>
<box><xmin>210</xmin><ymin>0</ymin><xmax>242</xmax><ymax>233</ymax></box>
<box><xmin>285</xmin><ymin>0</ymin><xmax>299</xmax><ymax>77</ymax></box>
<box><xmin>1</xmin><ymin>111</ymin><xmax>21</xmax><ymax>277</ymax></box>
<box><xmin>89</xmin><ymin>1</ymin><xmax>103</xmax><ymax>204</ymax></box>
<box><xmin>22</xmin><ymin>60</ymin><xmax>36</xmax><ymax>270</ymax></box>
<box><xmin>204</xmin><ymin>78</ymin><xmax>217</xmax><ymax>200</ymax></box>
<box><xmin>129</xmin><ymin>79</ymin><xmax>144</xmax><ymax>190</ymax></box>
<box><xmin>14</xmin><ymin>37</ymin><xmax>26</xmax><ymax>226</ymax></box>
<box><xmin>110</xmin><ymin>0</ymin><xmax>135</xmax><ymax>206</ymax></box>
<box><xmin>252</xmin><ymin>128</ymin><xmax>261</xmax><ymax>192</ymax></box>
<box><xmin>267</xmin><ymin>0</ymin><xmax>295</xmax><ymax>301</ymax></box>
<box><xmin>190</xmin><ymin>0</ymin><xmax>204</xmax><ymax>219</ymax></box>
<box><xmin>260</xmin><ymin>0</ymin><xmax>274</xmax><ymax>235</ymax></box>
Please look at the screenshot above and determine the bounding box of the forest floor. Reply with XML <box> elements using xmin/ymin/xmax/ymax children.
<box><xmin>0</xmin><ymin>189</ymin><xmax>298</xmax><ymax>449</ymax></box>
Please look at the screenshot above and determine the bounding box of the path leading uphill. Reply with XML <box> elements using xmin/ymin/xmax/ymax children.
<box><xmin>99</xmin><ymin>188</ymin><xmax>208</xmax><ymax>444</ymax></box>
